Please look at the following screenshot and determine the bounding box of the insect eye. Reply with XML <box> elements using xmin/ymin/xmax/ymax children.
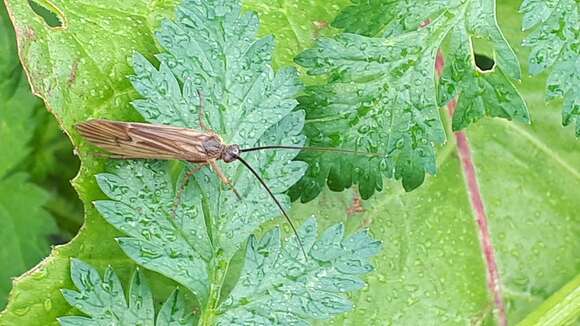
<box><xmin>221</xmin><ymin>145</ymin><xmax>240</xmax><ymax>163</ymax></box>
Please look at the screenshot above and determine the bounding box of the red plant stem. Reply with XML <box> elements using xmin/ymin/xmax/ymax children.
<box><xmin>436</xmin><ymin>52</ymin><xmax>508</xmax><ymax>326</ymax></box>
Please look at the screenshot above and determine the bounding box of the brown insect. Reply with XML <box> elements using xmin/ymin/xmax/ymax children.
<box><xmin>76</xmin><ymin>91</ymin><xmax>379</xmax><ymax>259</ymax></box>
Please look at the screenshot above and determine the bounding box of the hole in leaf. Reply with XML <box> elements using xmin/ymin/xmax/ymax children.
<box><xmin>28</xmin><ymin>0</ymin><xmax>63</xmax><ymax>28</ymax></box>
<box><xmin>474</xmin><ymin>53</ymin><xmax>495</xmax><ymax>71</ymax></box>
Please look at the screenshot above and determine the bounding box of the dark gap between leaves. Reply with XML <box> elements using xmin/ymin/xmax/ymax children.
<box><xmin>28</xmin><ymin>0</ymin><xmax>63</xmax><ymax>28</ymax></box>
<box><xmin>49</xmin><ymin>233</ymin><xmax>68</xmax><ymax>245</ymax></box>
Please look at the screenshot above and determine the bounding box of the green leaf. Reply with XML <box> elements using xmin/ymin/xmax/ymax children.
<box><xmin>0</xmin><ymin>5</ymin><xmax>19</xmax><ymax>101</ymax></box>
<box><xmin>438</xmin><ymin>26</ymin><xmax>529</xmax><ymax>130</ymax></box>
<box><xmin>330</xmin><ymin>103</ymin><xmax>580</xmax><ymax>324</ymax></box>
<box><xmin>291</xmin><ymin>82</ymin><xmax>579</xmax><ymax>324</ymax></box>
<box><xmin>285</xmin><ymin>1</ymin><xmax>579</xmax><ymax>323</ymax></box>
<box><xmin>1</xmin><ymin>0</ymin><xmax>578</xmax><ymax>325</ymax></box>
<box><xmin>289</xmin><ymin>0</ymin><xmax>526</xmax><ymax>201</ymax></box>
<box><xmin>463</xmin><ymin>1</ymin><xmax>521</xmax><ymax>80</ymax></box>
<box><xmin>60</xmin><ymin>220</ymin><xmax>381</xmax><ymax>326</ymax></box>
<box><xmin>242</xmin><ymin>0</ymin><xmax>352</xmax><ymax>68</ymax></box>
<box><xmin>1</xmin><ymin>1</ymin><xmax>81</xmax><ymax>245</ymax></box>
<box><xmin>0</xmin><ymin>74</ymin><xmax>37</xmax><ymax>177</ymax></box>
<box><xmin>0</xmin><ymin>5</ymin><xmax>37</xmax><ymax>176</ymax></box>
<box><xmin>0</xmin><ymin>0</ymin><xmax>182</xmax><ymax>322</ymax></box>
<box><xmin>0</xmin><ymin>2</ymin><xmax>57</xmax><ymax>308</ymax></box>
<box><xmin>333</xmin><ymin>1</ymin><xmax>521</xmax><ymax>78</ymax></box>
<box><xmin>0</xmin><ymin>0</ymin><xmax>347</xmax><ymax>324</ymax></box>
<box><xmin>291</xmin><ymin>17</ymin><xmax>451</xmax><ymax>200</ymax></box>
<box><xmin>520</xmin><ymin>0</ymin><xmax>579</xmax><ymax>137</ymax></box>
<box><xmin>94</xmin><ymin>160</ymin><xmax>213</xmax><ymax>303</ymax></box>
<box><xmin>157</xmin><ymin>289</ymin><xmax>194</xmax><ymax>326</ymax></box>
<box><xmin>91</xmin><ymin>0</ymin><xmax>309</xmax><ymax>308</ymax></box>
<box><xmin>332</xmin><ymin>0</ymin><xmax>447</xmax><ymax>37</ymax></box>
<box><xmin>58</xmin><ymin>259</ymin><xmax>193</xmax><ymax>325</ymax></box>
<box><xmin>84</xmin><ymin>2</ymin><xmax>381</xmax><ymax>323</ymax></box>
<box><xmin>0</xmin><ymin>174</ymin><xmax>56</xmax><ymax>308</ymax></box>
<box><xmin>216</xmin><ymin>218</ymin><xmax>381</xmax><ymax>324</ymax></box>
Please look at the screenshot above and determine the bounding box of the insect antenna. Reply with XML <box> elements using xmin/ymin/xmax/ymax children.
<box><xmin>234</xmin><ymin>154</ymin><xmax>308</xmax><ymax>260</ymax></box>
<box><xmin>241</xmin><ymin>145</ymin><xmax>385</xmax><ymax>157</ymax></box>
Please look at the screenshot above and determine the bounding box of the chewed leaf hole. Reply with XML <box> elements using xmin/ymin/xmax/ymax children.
<box><xmin>28</xmin><ymin>0</ymin><xmax>63</xmax><ymax>28</ymax></box>
<box><xmin>474</xmin><ymin>53</ymin><xmax>495</xmax><ymax>71</ymax></box>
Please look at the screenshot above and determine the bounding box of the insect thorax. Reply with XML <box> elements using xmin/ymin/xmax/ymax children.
<box><xmin>202</xmin><ymin>135</ymin><xmax>225</xmax><ymax>159</ymax></box>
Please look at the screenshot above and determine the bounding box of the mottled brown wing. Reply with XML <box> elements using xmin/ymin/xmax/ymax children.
<box><xmin>75</xmin><ymin>119</ymin><xmax>222</xmax><ymax>162</ymax></box>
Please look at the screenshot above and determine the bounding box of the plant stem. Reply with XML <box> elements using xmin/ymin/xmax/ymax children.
<box><xmin>199</xmin><ymin>255</ymin><xmax>229</xmax><ymax>325</ymax></box>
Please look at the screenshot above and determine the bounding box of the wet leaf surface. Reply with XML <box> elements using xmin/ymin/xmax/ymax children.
<box><xmin>289</xmin><ymin>0</ymin><xmax>527</xmax><ymax>201</ymax></box>
<box><xmin>59</xmin><ymin>259</ymin><xmax>194</xmax><ymax>325</ymax></box>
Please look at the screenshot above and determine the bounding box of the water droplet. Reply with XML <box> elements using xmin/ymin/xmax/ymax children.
<box><xmin>13</xmin><ymin>306</ymin><xmax>31</xmax><ymax>316</ymax></box>
<box><xmin>43</xmin><ymin>298</ymin><xmax>52</xmax><ymax>311</ymax></box>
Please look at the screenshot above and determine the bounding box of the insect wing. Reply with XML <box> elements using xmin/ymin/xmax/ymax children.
<box><xmin>76</xmin><ymin>119</ymin><xmax>218</xmax><ymax>162</ymax></box>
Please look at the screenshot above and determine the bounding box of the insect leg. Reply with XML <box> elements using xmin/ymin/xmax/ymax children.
<box><xmin>209</xmin><ymin>160</ymin><xmax>242</xmax><ymax>200</ymax></box>
<box><xmin>196</xmin><ymin>89</ymin><xmax>212</xmax><ymax>133</ymax></box>
<box><xmin>171</xmin><ymin>163</ymin><xmax>208</xmax><ymax>217</ymax></box>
